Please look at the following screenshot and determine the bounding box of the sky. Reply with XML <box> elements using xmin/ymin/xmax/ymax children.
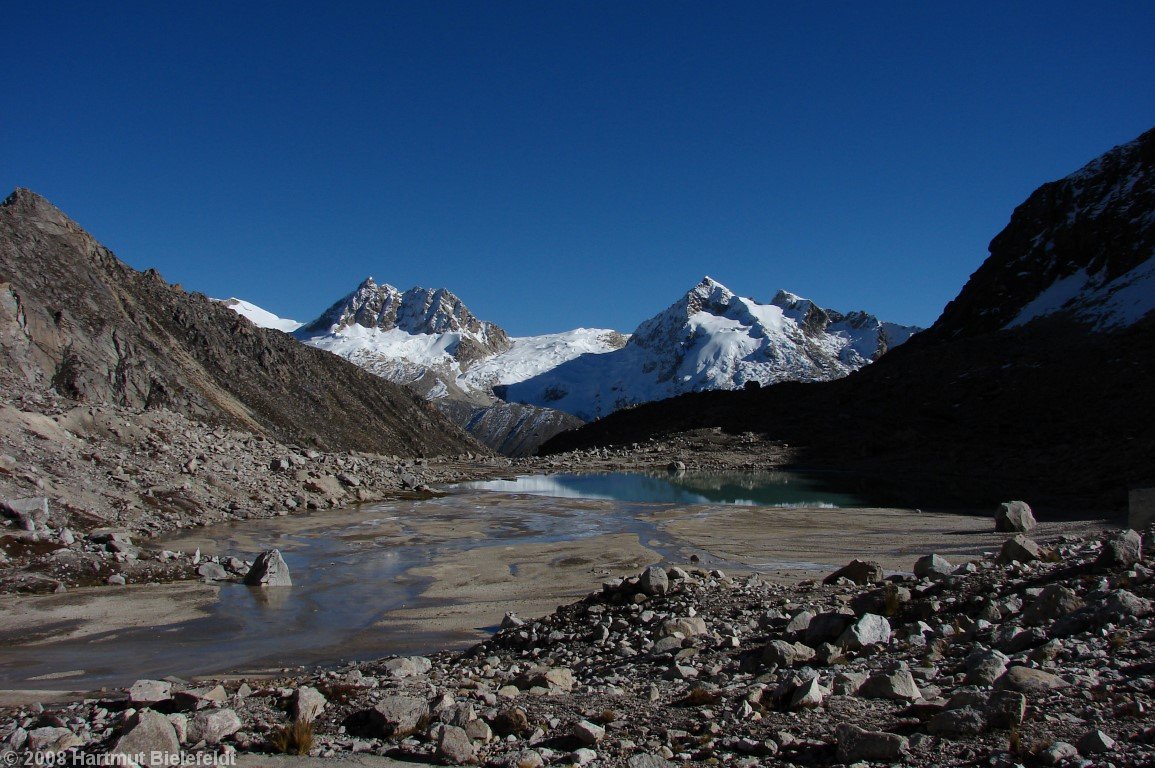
<box><xmin>3</xmin><ymin>3</ymin><xmax>1153</xmax><ymax>336</ymax></box>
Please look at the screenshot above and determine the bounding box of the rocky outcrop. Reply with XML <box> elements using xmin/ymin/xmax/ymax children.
<box><xmin>0</xmin><ymin>189</ymin><xmax>480</xmax><ymax>457</ymax></box>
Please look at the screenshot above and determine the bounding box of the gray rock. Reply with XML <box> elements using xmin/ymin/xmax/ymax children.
<box><xmin>995</xmin><ymin>500</ymin><xmax>1036</xmax><ymax>532</ymax></box>
<box><xmin>762</xmin><ymin>639</ymin><xmax>798</xmax><ymax>668</ymax></box>
<box><xmin>186</xmin><ymin>709</ymin><xmax>241</xmax><ymax>744</ymax></box>
<box><xmin>985</xmin><ymin>690</ymin><xmax>1027</xmax><ymax>729</ymax></box>
<box><xmin>196</xmin><ymin>562</ymin><xmax>229</xmax><ymax>581</ymax></box>
<box><xmin>965</xmin><ymin>649</ymin><xmax>1010</xmax><ymax>686</ymax></box>
<box><xmin>789</xmin><ymin>676</ymin><xmax>826</xmax><ymax>709</ymax></box>
<box><xmin>382</xmin><ymin>655</ymin><xmax>433</xmax><ymax>678</ymax></box>
<box><xmin>26</xmin><ymin>726</ymin><xmax>82</xmax><ymax>752</ymax></box>
<box><xmin>572</xmin><ymin>719</ymin><xmax>605</xmax><ymax>745</ymax></box>
<box><xmin>823</xmin><ymin>558</ymin><xmax>884</xmax><ymax>585</ymax></box>
<box><xmin>496</xmin><ymin>750</ymin><xmax>544</xmax><ymax>768</ymax></box>
<box><xmin>1099</xmin><ymin>589</ymin><xmax>1154</xmax><ymax>619</ymax></box>
<box><xmin>112</xmin><ymin>709</ymin><xmax>180</xmax><ymax>767</ymax></box>
<box><xmin>432</xmin><ymin>724</ymin><xmax>476</xmax><ymax>764</ymax></box>
<box><xmin>661</xmin><ymin>616</ymin><xmax>707</xmax><ymax>637</ymax></box>
<box><xmin>997</xmin><ymin>666</ymin><xmax>1070</xmax><ymax>694</ymax></box>
<box><xmin>2</xmin><ymin>496</ymin><xmax>50</xmax><ymax>531</ymax></box>
<box><xmin>928</xmin><ymin>706</ymin><xmax>986</xmax><ymax>737</ymax></box>
<box><xmin>129</xmin><ymin>679</ymin><xmax>173</xmax><ymax>705</ymax></box>
<box><xmin>804</xmin><ymin>611</ymin><xmax>856</xmax><ymax>646</ymax></box>
<box><xmin>639</xmin><ymin>566</ymin><xmax>669</xmax><ymax>597</ymax></box>
<box><xmin>1023</xmin><ymin>584</ymin><xmax>1085</xmax><ymax>625</ymax></box>
<box><xmin>784</xmin><ymin>609</ymin><xmax>814</xmax><ymax>635</ymax></box>
<box><xmin>1077</xmin><ymin>729</ymin><xmax>1116</xmax><ymax>754</ymax></box>
<box><xmin>836</xmin><ymin>613</ymin><xmax>892</xmax><ymax>651</ymax></box>
<box><xmin>107</xmin><ymin>574</ymin><xmax>127</xmax><ymax>586</ymax></box>
<box><xmin>1097</xmin><ymin>529</ymin><xmax>1143</xmax><ymax>568</ymax></box>
<box><xmin>859</xmin><ymin>669</ymin><xmax>922</xmax><ymax>701</ymax></box>
<box><xmin>359</xmin><ymin>694</ymin><xmax>430</xmax><ymax>739</ymax></box>
<box><xmin>1039</xmin><ymin>741</ymin><xmax>1079</xmax><ymax>766</ymax></box>
<box><xmin>292</xmin><ymin>686</ymin><xmax>327</xmax><ymax>723</ymax></box>
<box><xmin>997</xmin><ymin>534</ymin><xmax>1041</xmax><ymax>563</ymax></box>
<box><xmin>243</xmin><ymin>548</ymin><xmax>292</xmax><ymax>586</ymax></box>
<box><xmin>666</xmin><ymin>461</ymin><xmax>686</xmax><ymax>474</ymax></box>
<box><xmin>913</xmin><ymin>553</ymin><xmax>953</xmax><ymax>578</ymax></box>
<box><xmin>626</xmin><ymin>756</ymin><xmax>676</xmax><ymax>768</ymax></box>
<box><xmin>835</xmin><ymin>723</ymin><xmax>908</xmax><ymax>762</ymax></box>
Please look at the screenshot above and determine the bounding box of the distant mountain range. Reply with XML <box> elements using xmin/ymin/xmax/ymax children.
<box><xmin>542</xmin><ymin>126</ymin><xmax>1155</xmax><ymax>510</ymax></box>
<box><xmin>222</xmin><ymin>274</ymin><xmax>919</xmax><ymax>450</ymax></box>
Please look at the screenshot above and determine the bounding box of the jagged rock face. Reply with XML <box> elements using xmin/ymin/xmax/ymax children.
<box><xmin>929</xmin><ymin>126</ymin><xmax>1155</xmax><ymax>339</ymax></box>
<box><xmin>0</xmin><ymin>189</ymin><xmax>480</xmax><ymax>456</ymax></box>
<box><xmin>435</xmin><ymin>399</ymin><xmax>584</xmax><ymax>458</ymax></box>
<box><xmin>300</xmin><ymin>278</ymin><xmax>511</xmax><ymax>363</ymax></box>
<box><xmin>503</xmin><ymin>276</ymin><xmax>919</xmax><ymax>421</ymax></box>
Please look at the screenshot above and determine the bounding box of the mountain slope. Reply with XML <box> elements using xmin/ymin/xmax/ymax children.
<box><xmin>0</xmin><ymin>189</ymin><xmax>481</xmax><ymax>456</ymax></box>
<box><xmin>543</xmin><ymin>128</ymin><xmax>1155</xmax><ymax>511</ymax></box>
<box><xmin>503</xmin><ymin>277</ymin><xmax>919</xmax><ymax>421</ymax></box>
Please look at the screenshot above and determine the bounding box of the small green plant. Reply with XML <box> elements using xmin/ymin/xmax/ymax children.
<box><xmin>1008</xmin><ymin>724</ymin><xmax>1022</xmax><ymax>756</ymax></box>
<box><xmin>883</xmin><ymin>583</ymin><xmax>901</xmax><ymax>617</ymax></box>
<box><xmin>269</xmin><ymin>719</ymin><xmax>314</xmax><ymax>755</ymax></box>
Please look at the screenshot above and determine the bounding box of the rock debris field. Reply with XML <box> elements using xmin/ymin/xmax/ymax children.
<box><xmin>1</xmin><ymin>522</ymin><xmax>1152</xmax><ymax>768</ymax></box>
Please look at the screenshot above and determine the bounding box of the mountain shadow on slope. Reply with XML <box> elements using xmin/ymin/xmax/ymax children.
<box><xmin>542</xmin><ymin>128</ymin><xmax>1155</xmax><ymax>512</ymax></box>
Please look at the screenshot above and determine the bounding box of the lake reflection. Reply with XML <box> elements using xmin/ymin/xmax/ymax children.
<box><xmin>456</xmin><ymin>470</ymin><xmax>863</xmax><ymax>508</ymax></box>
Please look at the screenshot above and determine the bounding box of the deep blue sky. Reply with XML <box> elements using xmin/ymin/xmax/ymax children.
<box><xmin>4</xmin><ymin>3</ymin><xmax>1152</xmax><ymax>335</ymax></box>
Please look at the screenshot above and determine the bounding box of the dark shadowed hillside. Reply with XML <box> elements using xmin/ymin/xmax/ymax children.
<box><xmin>0</xmin><ymin>189</ymin><xmax>481</xmax><ymax>456</ymax></box>
<box><xmin>543</xmin><ymin>128</ymin><xmax>1155</xmax><ymax>512</ymax></box>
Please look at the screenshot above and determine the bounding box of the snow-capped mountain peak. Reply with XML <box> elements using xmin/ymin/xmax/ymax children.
<box><xmin>502</xmin><ymin>278</ymin><xmax>921</xmax><ymax>421</ymax></box>
<box><xmin>216</xmin><ymin>298</ymin><xmax>303</xmax><ymax>332</ymax></box>
<box><xmin>299</xmin><ymin>277</ymin><xmax>511</xmax><ymax>363</ymax></box>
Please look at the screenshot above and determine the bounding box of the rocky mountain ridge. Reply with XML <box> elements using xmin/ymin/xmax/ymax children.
<box><xmin>0</xmin><ymin>189</ymin><xmax>480</xmax><ymax>457</ymax></box>
<box><xmin>503</xmin><ymin>277</ymin><xmax>920</xmax><ymax>421</ymax></box>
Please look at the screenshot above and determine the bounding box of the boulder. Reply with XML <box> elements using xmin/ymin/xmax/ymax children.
<box><xmin>243</xmin><ymin>549</ymin><xmax>292</xmax><ymax>586</ymax></box>
<box><xmin>572</xmin><ymin>720</ymin><xmax>605</xmax><ymax>745</ymax></box>
<box><xmin>913</xmin><ymin>553</ymin><xmax>953</xmax><ymax>578</ymax></box>
<box><xmin>638</xmin><ymin>566</ymin><xmax>669</xmax><ymax>597</ymax></box>
<box><xmin>26</xmin><ymin>727</ymin><xmax>82</xmax><ymax>752</ymax></box>
<box><xmin>347</xmin><ymin>694</ymin><xmax>430</xmax><ymax>739</ymax></box>
<box><xmin>1077</xmin><ymin>729</ymin><xmax>1116</xmax><ymax>754</ymax></box>
<box><xmin>859</xmin><ymin>669</ymin><xmax>922</xmax><ymax>701</ymax></box>
<box><xmin>382</xmin><ymin>656</ymin><xmax>433</xmax><ymax>679</ymax></box>
<box><xmin>1023</xmin><ymin>585</ymin><xmax>1085</xmax><ymax>625</ymax></box>
<box><xmin>129</xmin><ymin>679</ymin><xmax>173</xmax><ymax>705</ymax></box>
<box><xmin>836</xmin><ymin>613</ymin><xmax>892</xmax><ymax>651</ymax></box>
<box><xmin>292</xmin><ymin>686</ymin><xmax>327</xmax><ymax>723</ymax></box>
<box><xmin>996</xmin><ymin>666</ymin><xmax>1070</xmax><ymax>695</ymax></box>
<box><xmin>1097</xmin><ymin>529</ymin><xmax>1143</xmax><ymax>568</ymax></box>
<box><xmin>995</xmin><ymin>500</ymin><xmax>1036</xmax><ymax>532</ymax></box>
<box><xmin>985</xmin><ymin>690</ymin><xmax>1027</xmax><ymax>729</ymax></box>
<box><xmin>1</xmin><ymin>496</ymin><xmax>49</xmax><ymax>531</ymax></box>
<box><xmin>928</xmin><ymin>707</ymin><xmax>986</xmax><ymax>737</ymax></box>
<box><xmin>835</xmin><ymin>723</ymin><xmax>908</xmax><ymax>762</ymax></box>
<box><xmin>432</xmin><ymin>724</ymin><xmax>476</xmax><ymax>764</ymax></box>
<box><xmin>822</xmin><ymin>559</ymin><xmax>884</xmax><ymax>585</ymax></box>
<box><xmin>186</xmin><ymin>709</ymin><xmax>241</xmax><ymax>745</ymax></box>
<box><xmin>661</xmin><ymin>616</ymin><xmax>707</xmax><ymax>637</ymax></box>
<box><xmin>1128</xmin><ymin>487</ymin><xmax>1154</xmax><ymax>532</ymax></box>
<box><xmin>803</xmin><ymin>611</ymin><xmax>856</xmax><ymax>646</ymax></box>
<box><xmin>997</xmin><ymin>535</ymin><xmax>1041</xmax><ymax>564</ymax></box>
<box><xmin>111</xmin><ymin>710</ymin><xmax>180</xmax><ymax>767</ymax></box>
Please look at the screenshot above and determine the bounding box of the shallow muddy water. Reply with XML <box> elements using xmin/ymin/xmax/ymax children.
<box><xmin>0</xmin><ymin>473</ymin><xmax>955</xmax><ymax>691</ymax></box>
